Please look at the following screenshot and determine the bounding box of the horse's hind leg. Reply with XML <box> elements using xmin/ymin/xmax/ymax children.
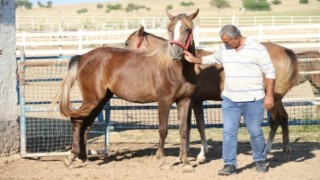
<box><xmin>266</xmin><ymin>116</ymin><xmax>279</xmax><ymax>154</ymax></box>
<box><xmin>267</xmin><ymin>100</ymin><xmax>291</xmax><ymax>161</ymax></box>
<box><xmin>192</xmin><ymin>100</ymin><xmax>208</xmax><ymax>163</ymax></box>
<box><xmin>78</xmin><ymin>93</ymin><xmax>113</xmax><ymax>163</ymax></box>
<box><xmin>63</xmin><ymin>92</ymin><xmax>113</xmax><ymax>167</ymax></box>
<box><xmin>63</xmin><ymin>118</ymin><xmax>83</xmax><ymax>167</ymax></box>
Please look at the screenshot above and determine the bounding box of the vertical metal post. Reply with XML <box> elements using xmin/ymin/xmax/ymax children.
<box><xmin>19</xmin><ymin>47</ymin><xmax>27</xmax><ymax>157</ymax></box>
<box><xmin>104</xmin><ymin>102</ymin><xmax>111</xmax><ymax>148</ymax></box>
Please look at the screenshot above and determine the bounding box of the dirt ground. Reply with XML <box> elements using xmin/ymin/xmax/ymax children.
<box><xmin>0</xmin><ymin>128</ymin><xmax>319</xmax><ymax>180</ymax></box>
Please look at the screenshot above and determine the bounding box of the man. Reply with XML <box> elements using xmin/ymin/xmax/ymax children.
<box><xmin>184</xmin><ymin>24</ymin><xmax>275</xmax><ymax>175</ymax></box>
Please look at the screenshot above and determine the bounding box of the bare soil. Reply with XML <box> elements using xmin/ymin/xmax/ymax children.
<box><xmin>1</xmin><ymin>128</ymin><xmax>319</xmax><ymax>180</ymax></box>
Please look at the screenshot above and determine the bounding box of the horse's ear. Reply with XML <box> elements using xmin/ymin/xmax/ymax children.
<box><xmin>166</xmin><ymin>10</ymin><xmax>175</xmax><ymax>20</ymax></box>
<box><xmin>138</xmin><ymin>26</ymin><xmax>145</xmax><ymax>36</ymax></box>
<box><xmin>188</xmin><ymin>8</ymin><xmax>199</xmax><ymax>20</ymax></box>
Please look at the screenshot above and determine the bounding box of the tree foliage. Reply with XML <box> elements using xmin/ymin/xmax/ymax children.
<box><xmin>15</xmin><ymin>0</ymin><xmax>33</xmax><ymax>9</ymax></box>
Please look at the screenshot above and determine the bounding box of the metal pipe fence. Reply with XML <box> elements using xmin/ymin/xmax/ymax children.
<box><xmin>17</xmin><ymin>53</ymin><xmax>320</xmax><ymax>157</ymax></box>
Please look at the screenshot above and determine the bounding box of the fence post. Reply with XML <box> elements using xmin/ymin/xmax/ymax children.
<box><xmin>19</xmin><ymin>47</ymin><xmax>27</xmax><ymax>157</ymax></box>
<box><xmin>258</xmin><ymin>24</ymin><xmax>264</xmax><ymax>41</ymax></box>
<box><xmin>78</xmin><ymin>29</ymin><xmax>83</xmax><ymax>54</ymax></box>
<box><xmin>194</xmin><ymin>26</ymin><xmax>200</xmax><ymax>47</ymax></box>
<box><xmin>104</xmin><ymin>102</ymin><xmax>111</xmax><ymax>147</ymax></box>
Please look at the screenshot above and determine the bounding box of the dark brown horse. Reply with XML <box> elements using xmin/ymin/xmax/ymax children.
<box><xmin>124</xmin><ymin>26</ymin><xmax>299</xmax><ymax>162</ymax></box>
<box><xmin>56</xmin><ymin>9</ymin><xmax>199</xmax><ymax>171</ymax></box>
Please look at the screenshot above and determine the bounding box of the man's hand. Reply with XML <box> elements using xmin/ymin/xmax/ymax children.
<box><xmin>264</xmin><ymin>94</ymin><xmax>274</xmax><ymax>111</ymax></box>
<box><xmin>183</xmin><ymin>50</ymin><xmax>194</xmax><ymax>62</ymax></box>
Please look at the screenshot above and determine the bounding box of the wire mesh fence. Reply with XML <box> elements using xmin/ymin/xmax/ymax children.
<box><xmin>17</xmin><ymin>54</ymin><xmax>320</xmax><ymax>157</ymax></box>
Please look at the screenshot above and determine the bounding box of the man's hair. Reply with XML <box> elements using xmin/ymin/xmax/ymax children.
<box><xmin>219</xmin><ymin>24</ymin><xmax>241</xmax><ymax>39</ymax></box>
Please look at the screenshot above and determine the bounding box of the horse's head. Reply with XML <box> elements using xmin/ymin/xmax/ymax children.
<box><xmin>124</xmin><ymin>26</ymin><xmax>145</xmax><ymax>50</ymax></box>
<box><xmin>124</xmin><ymin>26</ymin><xmax>167</xmax><ymax>52</ymax></box>
<box><xmin>166</xmin><ymin>9</ymin><xmax>199</xmax><ymax>60</ymax></box>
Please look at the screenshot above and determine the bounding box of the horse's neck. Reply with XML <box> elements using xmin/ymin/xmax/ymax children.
<box><xmin>181</xmin><ymin>44</ymin><xmax>197</xmax><ymax>84</ymax></box>
<box><xmin>147</xmin><ymin>35</ymin><xmax>166</xmax><ymax>50</ymax></box>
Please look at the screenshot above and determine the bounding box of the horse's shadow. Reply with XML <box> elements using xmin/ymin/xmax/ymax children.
<box><xmin>94</xmin><ymin>138</ymin><xmax>319</xmax><ymax>170</ymax></box>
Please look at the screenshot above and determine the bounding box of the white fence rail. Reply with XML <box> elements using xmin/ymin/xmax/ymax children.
<box><xmin>16</xmin><ymin>24</ymin><xmax>320</xmax><ymax>56</ymax></box>
<box><xmin>16</xmin><ymin>15</ymin><xmax>320</xmax><ymax>32</ymax></box>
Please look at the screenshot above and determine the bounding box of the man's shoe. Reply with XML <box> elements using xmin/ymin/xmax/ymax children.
<box><xmin>255</xmin><ymin>161</ymin><xmax>268</xmax><ymax>173</ymax></box>
<box><xmin>218</xmin><ymin>165</ymin><xmax>237</xmax><ymax>175</ymax></box>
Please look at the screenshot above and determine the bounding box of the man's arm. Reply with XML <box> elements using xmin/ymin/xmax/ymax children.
<box><xmin>184</xmin><ymin>50</ymin><xmax>219</xmax><ymax>65</ymax></box>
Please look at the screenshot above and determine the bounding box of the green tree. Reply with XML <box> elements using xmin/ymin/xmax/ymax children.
<box><xmin>15</xmin><ymin>0</ymin><xmax>33</xmax><ymax>9</ymax></box>
<box><xmin>46</xmin><ymin>1</ymin><xmax>52</xmax><ymax>8</ymax></box>
<box><xmin>37</xmin><ymin>1</ymin><xmax>45</xmax><ymax>8</ymax></box>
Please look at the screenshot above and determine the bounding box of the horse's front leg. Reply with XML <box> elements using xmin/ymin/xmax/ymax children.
<box><xmin>192</xmin><ymin>100</ymin><xmax>208</xmax><ymax>163</ymax></box>
<box><xmin>156</xmin><ymin>99</ymin><xmax>171</xmax><ymax>169</ymax></box>
<box><xmin>63</xmin><ymin>119</ymin><xmax>83</xmax><ymax>167</ymax></box>
<box><xmin>177</xmin><ymin>98</ymin><xmax>194</xmax><ymax>172</ymax></box>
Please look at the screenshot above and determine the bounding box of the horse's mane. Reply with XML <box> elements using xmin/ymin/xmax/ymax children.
<box><xmin>143</xmin><ymin>42</ymin><xmax>172</xmax><ymax>68</ymax></box>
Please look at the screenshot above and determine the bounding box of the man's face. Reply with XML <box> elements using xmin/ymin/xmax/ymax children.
<box><xmin>221</xmin><ymin>34</ymin><xmax>240</xmax><ymax>49</ymax></box>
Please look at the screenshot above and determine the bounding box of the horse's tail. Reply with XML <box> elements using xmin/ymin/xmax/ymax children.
<box><xmin>274</xmin><ymin>47</ymin><xmax>299</xmax><ymax>99</ymax></box>
<box><xmin>59</xmin><ymin>55</ymin><xmax>81</xmax><ymax>118</ymax></box>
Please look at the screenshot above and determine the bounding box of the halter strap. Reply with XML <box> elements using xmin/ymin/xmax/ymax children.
<box><xmin>169</xmin><ymin>29</ymin><xmax>193</xmax><ymax>50</ymax></box>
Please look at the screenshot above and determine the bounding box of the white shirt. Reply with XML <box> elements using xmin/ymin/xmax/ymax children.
<box><xmin>202</xmin><ymin>38</ymin><xmax>276</xmax><ymax>102</ymax></box>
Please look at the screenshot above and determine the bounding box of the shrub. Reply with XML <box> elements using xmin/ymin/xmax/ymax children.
<box><xmin>77</xmin><ymin>8</ymin><xmax>88</xmax><ymax>14</ymax></box>
<box><xmin>271</xmin><ymin>0</ymin><xmax>281</xmax><ymax>5</ymax></box>
<box><xmin>96</xmin><ymin>3</ymin><xmax>103</xmax><ymax>9</ymax></box>
<box><xmin>166</xmin><ymin>5</ymin><xmax>173</xmax><ymax>10</ymax></box>
<box><xmin>180</xmin><ymin>1</ymin><xmax>195</xmax><ymax>7</ymax></box>
<box><xmin>210</xmin><ymin>0</ymin><xmax>230</xmax><ymax>9</ymax></box>
<box><xmin>124</xmin><ymin>3</ymin><xmax>150</xmax><ymax>12</ymax></box>
<box><xmin>299</xmin><ymin>0</ymin><xmax>309</xmax><ymax>4</ymax></box>
<box><xmin>243</xmin><ymin>0</ymin><xmax>271</xmax><ymax>11</ymax></box>
<box><xmin>106</xmin><ymin>4</ymin><xmax>122</xmax><ymax>10</ymax></box>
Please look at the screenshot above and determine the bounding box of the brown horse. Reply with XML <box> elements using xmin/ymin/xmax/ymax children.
<box><xmin>124</xmin><ymin>26</ymin><xmax>299</xmax><ymax>161</ymax></box>
<box><xmin>57</xmin><ymin>9</ymin><xmax>199</xmax><ymax>171</ymax></box>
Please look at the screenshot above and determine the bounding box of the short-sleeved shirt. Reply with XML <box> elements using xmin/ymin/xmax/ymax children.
<box><xmin>202</xmin><ymin>38</ymin><xmax>275</xmax><ymax>102</ymax></box>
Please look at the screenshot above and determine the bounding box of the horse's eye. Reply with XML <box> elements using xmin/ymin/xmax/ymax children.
<box><xmin>186</xmin><ymin>28</ymin><xmax>190</xmax><ymax>32</ymax></box>
<box><xmin>124</xmin><ymin>40</ymin><xmax>129</xmax><ymax>46</ymax></box>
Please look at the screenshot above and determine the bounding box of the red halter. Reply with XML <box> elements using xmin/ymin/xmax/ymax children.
<box><xmin>169</xmin><ymin>29</ymin><xmax>193</xmax><ymax>50</ymax></box>
<box><xmin>137</xmin><ymin>35</ymin><xmax>144</xmax><ymax>48</ymax></box>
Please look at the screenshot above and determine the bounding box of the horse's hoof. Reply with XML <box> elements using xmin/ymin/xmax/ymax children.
<box><xmin>63</xmin><ymin>157</ymin><xmax>73</xmax><ymax>167</ymax></box>
<box><xmin>171</xmin><ymin>157</ymin><xmax>182</xmax><ymax>167</ymax></box>
<box><xmin>159</xmin><ymin>164</ymin><xmax>172</xmax><ymax>170</ymax></box>
<box><xmin>182</xmin><ymin>164</ymin><xmax>194</xmax><ymax>173</ymax></box>
<box><xmin>282</xmin><ymin>155</ymin><xmax>290</xmax><ymax>162</ymax></box>
<box><xmin>196</xmin><ymin>156</ymin><xmax>206</xmax><ymax>164</ymax></box>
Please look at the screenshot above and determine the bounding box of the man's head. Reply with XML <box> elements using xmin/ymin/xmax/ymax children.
<box><xmin>219</xmin><ymin>24</ymin><xmax>242</xmax><ymax>49</ymax></box>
